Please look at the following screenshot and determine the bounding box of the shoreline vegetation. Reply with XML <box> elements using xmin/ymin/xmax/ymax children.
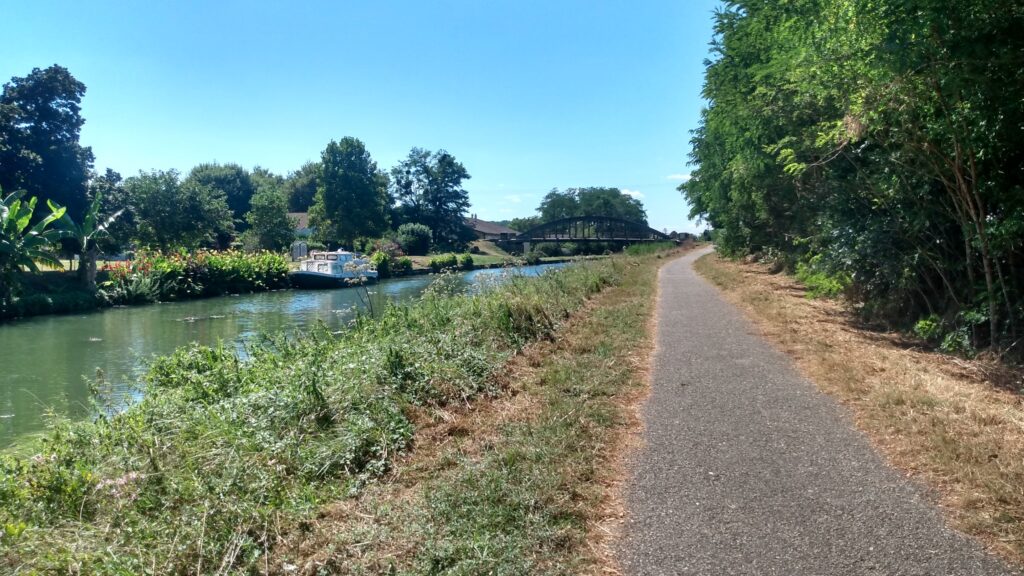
<box><xmin>0</xmin><ymin>247</ymin><xmax>679</xmax><ymax>574</ymax></box>
<box><xmin>695</xmin><ymin>252</ymin><xmax>1024</xmax><ymax>565</ymax></box>
<box><xmin>0</xmin><ymin>248</ymin><xmax>606</xmax><ymax>324</ymax></box>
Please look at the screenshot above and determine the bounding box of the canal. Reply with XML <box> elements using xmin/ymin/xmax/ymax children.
<box><xmin>0</xmin><ymin>264</ymin><xmax>565</xmax><ymax>445</ymax></box>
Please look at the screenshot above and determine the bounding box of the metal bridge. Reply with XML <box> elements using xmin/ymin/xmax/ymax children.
<box><xmin>514</xmin><ymin>216</ymin><xmax>673</xmax><ymax>243</ymax></box>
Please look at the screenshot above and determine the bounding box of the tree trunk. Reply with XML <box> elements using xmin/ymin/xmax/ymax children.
<box><xmin>78</xmin><ymin>246</ymin><xmax>98</xmax><ymax>291</ymax></box>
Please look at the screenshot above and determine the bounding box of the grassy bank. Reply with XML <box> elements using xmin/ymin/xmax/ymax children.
<box><xmin>695</xmin><ymin>253</ymin><xmax>1024</xmax><ymax>564</ymax></box>
<box><xmin>267</xmin><ymin>248</ymin><xmax>672</xmax><ymax>575</ymax></box>
<box><xmin>0</xmin><ymin>250</ymin><xmax>672</xmax><ymax>574</ymax></box>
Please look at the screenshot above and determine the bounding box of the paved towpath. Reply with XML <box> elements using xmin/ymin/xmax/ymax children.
<box><xmin>616</xmin><ymin>247</ymin><xmax>1016</xmax><ymax>575</ymax></box>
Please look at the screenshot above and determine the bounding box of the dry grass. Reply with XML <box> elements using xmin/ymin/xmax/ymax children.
<box><xmin>695</xmin><ymin>253</ymin><xmax>1024</xmax><ymax>563</ymax></box>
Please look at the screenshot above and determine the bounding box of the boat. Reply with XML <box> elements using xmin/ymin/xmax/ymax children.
<box><xmin>289</xmin><ymin>250</ymin><xmax>379</xmax><ymax>289</ymax></box>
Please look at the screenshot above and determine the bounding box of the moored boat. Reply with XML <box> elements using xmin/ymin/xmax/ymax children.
<box><xmin>289</xmin><ymin>250</ymin><xmax>379</xmax><ymax>289</ymax></box>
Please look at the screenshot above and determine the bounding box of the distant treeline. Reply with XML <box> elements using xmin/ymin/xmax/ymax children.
<box><xmin>682</xmin><ymin>1</ymin><xmax>1024</xmax><ymax>354</ymax></box>
<box><xmin>0</xmin><ymin>66</ymin><xmax>475</xmax><ymax>255</ymax></box>
<box><xmin>502</xmin><ymin>187</ymin><xmax>648</xmax><ymax>232</ymax></box>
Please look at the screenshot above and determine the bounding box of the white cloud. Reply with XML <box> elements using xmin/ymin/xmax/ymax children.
<box><xmin>622</xmin><ymin>188</ymin><xmax>644</xmax><ymax>199</ymax></box>
<box><xmin>666</xmin><ymin>173</ymin><xmax>691</xmax><ymax>182</ymax></box>
<box><xmin>502</xmin><ymin>194</ymin><xmax>523</xmax><ymax>204</ymax></box>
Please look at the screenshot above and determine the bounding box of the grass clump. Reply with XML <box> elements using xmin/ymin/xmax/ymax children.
<box><xmin>794</xmin><ymin>254</ymin><xmax>849</xmax><ymax>298</ymax></box>
<box><xmin>0</xmin><ymin>259</ymin><xmax>622</xmax><ymax>574</ymax></box>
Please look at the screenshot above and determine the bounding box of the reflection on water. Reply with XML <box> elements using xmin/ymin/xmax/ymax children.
<box><xmin>0</xmin><ymin>264</ymin><xmax>565</xmax><ymax>445</ymax></box>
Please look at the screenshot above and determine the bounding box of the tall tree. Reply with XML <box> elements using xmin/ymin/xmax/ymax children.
<box><xmin>682</xmin><ymin>0</ymin><xmax>1024</xmax><ymax>351</ymax></box>
<box><xmin>126</xmin><ymin>170</ymin><xmax>234</xmax><ymax>251</ymax></box>
<box><xmin>538</xmin><ymin>189</ymin><xmax>579</xmax><ymax>222</ymax></box>
<box><xmin>309</xmin><ymin>137</ymin><xmax>390</xmax><ymax>248</ymax></box>
<box><xmin>245</xmin><ymin>187</ymin><xmax>295</xmax><ymax>251</ymax></box>
<box><xmin>0</xmin><ymin>65</ymin><xmax>94</xmax><ymax>221</ymax></box>
<box><xmin>183</xmin><ymin>163</ymin><xmax>255</xmax><ymax>230</ymax></box>
<box><xmin>284</xmin><ymin>161</ymin><xmax>319</xmax><ymax>212</ymax></box>
<box><xmin>533</xmin><ymin>187</ymin><xmax>647</xmax><ymax>224</ymax></box>
<box><xmin>391</xmin><ymin>148</ymin><xmax>472</xmax><ymax>249</ymax></box>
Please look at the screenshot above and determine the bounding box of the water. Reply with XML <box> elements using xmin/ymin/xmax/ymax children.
<box><xmin>0</xmin><ymin>264</ymin><xmax>565</xmax><ymax>445</ymax></box>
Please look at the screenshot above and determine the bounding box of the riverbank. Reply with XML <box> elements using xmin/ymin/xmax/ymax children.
<box><xmin>0</xmin><ymin>249</ymin><xmax>676</xmax><ymax>573</ymax></box>
<box><xmin>2</xmin><ymin>254</ymin><xmax>605</xmax><ymax>323</ymax></box>
<box><xmin>694</xmin><ymin>252</ymin><xmax>1024</xmax><ymax>565</ymax></box>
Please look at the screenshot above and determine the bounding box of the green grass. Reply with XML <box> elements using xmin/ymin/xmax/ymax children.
<box><xmin>0</xmin><ymin>257</ymin><xmax>636</xmax><ymax>574</ymax></box>
<box><xmin>467</xmin><ymin>254</ymin><xmax>514</xmax><ymax>266</ymax></box>
<box><xmin>270</xmin><ymin>252</ymin><xmax>667</xmax><ymax>573</ymax></box>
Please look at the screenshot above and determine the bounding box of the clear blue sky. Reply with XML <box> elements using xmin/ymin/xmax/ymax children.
<box><xmin>2</xmin><ymin>0</ymin><xmax>718</xmax><ymax>234</ymax></box>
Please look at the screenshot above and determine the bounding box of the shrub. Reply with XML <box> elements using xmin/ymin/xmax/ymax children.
<box><xmin>394</xmin><ymin>257</ymin><xmax>413</xmax><ymax>275</ymax></box>
<box><xmin>370</xmin><ymin>251</ymin><xmax>392</xmax><ymax>278</ymax></box>
<box><xmin>532</xmin><ymin>242</ymin><xmax>561</xmax><ymax>257</ymax></box>
<box><xmin>794</xmin><ymin>255</ymin><xmax>849</xmax><ymax>298</ymax></box>
<box><xmin>396</xmin><ymin>223</ymin><xmax>432</xmax><ymax>256</ymax></box>
<box><xmin>429</xmin><ymin>253</ymin><xmax>459</xmax><ymax>272</ymax></box>
<box><xmin>913</xmin><ymin>314</ymin><xmax>943</xmax><ymax>343</ymax></box>
<box><xmin>458</xmin><ymin>253</ymin><xmax>474</xmax><ymax>270</ymax></box>
<box><xmin>469</xmin><ymin>245</ymin><xmax>482</xmax><ymax>254</ymax></box>
<box><xmin>100</xmin><ymin>250</ymin><xmax>290</xmax><ymax>304</ymax></box>
<box><xmin>524</xmin><ymin>252</ymin><xmax>541</xmax><ymax>265</ymax></box>
<box><xmin>1</xmin><ymin>290</ymin><xmax>100</xmax><ymax>319</ymax></box>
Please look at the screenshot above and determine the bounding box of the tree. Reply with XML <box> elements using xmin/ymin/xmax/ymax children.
<box><xmin>284</xmin><ymin>161</ymin><xmax>319</xmax><ymax>212</ymax></box>
<box><xmin>245</xmin><ymin>188</ymin><xmax>295</xmax><ymax>251</ymax></box>
<box><xmin>681</xmin><ymin>0</ymin><xmax>1024</xmax><ymax>351</ymax></box>
<box><xmin>507</xmin><ymin>216</ymin><xmax>540</xmax><ymax>232</ymax></box>
<box><xmin>183</xmin><ymin>163</ymin><xmax>255</xmax><ymax>234</ymax></box>
<box><xmin>126</xmin><ymin>170</ymin><xmax>234</xmax><ymax>251</ymax></box>
<box><xmin>576</xmin><ymin>187</ymin><xmax>646</xmax><ymax>223</ymax></box>
<box><xmin>309</xmin><ymin>137</ymin><xmax>390</xmax><ymax>248</ymax></box>
<box><xmin>391</xmin><ymin>148</ymin><xmax>472</xmax><ymax>249</ymax></box>
<box><xmin>58</xmin><ymin>190</ymin><xmax>123</xmax><ymax>289</ymax></box>
<box><xmin>538</xmin><ymin>189</ymin><xmax>579</xmax><ymax>222</ymax></box>
<box><xmin>0</xmin><ymin>65</ymin><xmax>94</xmax><ymax>222</ymax></box>
<box><xmin>251</xmin><ymin>166</ymin><xmax>285</xmax><ymax>196</ymax></box>
<box><xmin>89</xmin><ymin>169</ymin><xmax>134</xmax><ymax>252</ymax></box>
<box><xmin>0</xmin><ymin>189</ymin><xmax>68</xmax><ymax>302</ymax></box>
<box><xmin>528</xmin><ymin>187</ymin><xmax>647</xmax><ymax>225</ymax></box>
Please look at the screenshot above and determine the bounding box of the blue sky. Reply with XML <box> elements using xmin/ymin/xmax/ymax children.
<box><xmin>2</xmin><ymin>0</ymin><xmax>718</xmax><ymax>234</ymax></box>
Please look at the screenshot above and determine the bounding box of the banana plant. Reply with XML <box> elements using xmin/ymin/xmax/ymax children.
<box><xmin>58</xmin><ymin>191</ymin><xmax>124</xmax><ymax>290</ymax></box>
<box><xmin>0</xmin><ymin>189</ymin><xmax>68</xmax><ymax>299</ymax></box>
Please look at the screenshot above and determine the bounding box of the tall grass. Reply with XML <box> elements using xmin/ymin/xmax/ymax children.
<box><xmin>624</xmin><ymin>241</ymin><xmax>677</xmax><ymax>256</ymax></box>
<box><xmin>0</xmin><ymin>260</ymin><xmax>621</xmax><ymax>574</ymax></box>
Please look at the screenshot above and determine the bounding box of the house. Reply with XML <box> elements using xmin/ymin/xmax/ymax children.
<box><xmin>288</xmin><ymin>212</ymin><xmax>314</xmax><ymax>238</ymax></box>
<box><xmin>465</xmin><ymin>215</ymin><xmax>519</xmax><ymax>241</ymax></box>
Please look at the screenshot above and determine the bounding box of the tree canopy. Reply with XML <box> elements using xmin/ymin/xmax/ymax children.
<box><xmin>126</xmin><ymin>170</ymin><xmax>234</xmax><ymax>251</ymax></box>
<box><xmin>682</xmin><ymin>0</ymin><xmax>1024</xmax><ymax>351</ymax></box>
<box><xmin>285</xmin><ymin>161</ymin><xmax>319</xmax><ymax>212</ymax></box>
<box><xmin>526</xmin><ymin>187</ymin><xmax>648</xmax><ymax>225</ymax></box>
<box><xmin>183</xmin><ymin>163</ymin><xmax>256</xmax><ymax>228</ymax></box>
<box><xmin>391</xmin><ymin>148</ymin><xmax>473</xmax><ymax>249</ymax></box>
<box><xmin>0</xmin><ymin>65</ymin><xmax>94</xmax><ymax>222</ymax></box>
<box><xmin>309</xmin><ymin>137</ymin><xmax>390</xmax><ymax>248</ymax></box>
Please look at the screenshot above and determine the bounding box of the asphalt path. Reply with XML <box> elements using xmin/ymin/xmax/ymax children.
<box><xmin>616</xmin><ymin>247</ymin><xmax>1016</xmax><ymax>575</ymax></box>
